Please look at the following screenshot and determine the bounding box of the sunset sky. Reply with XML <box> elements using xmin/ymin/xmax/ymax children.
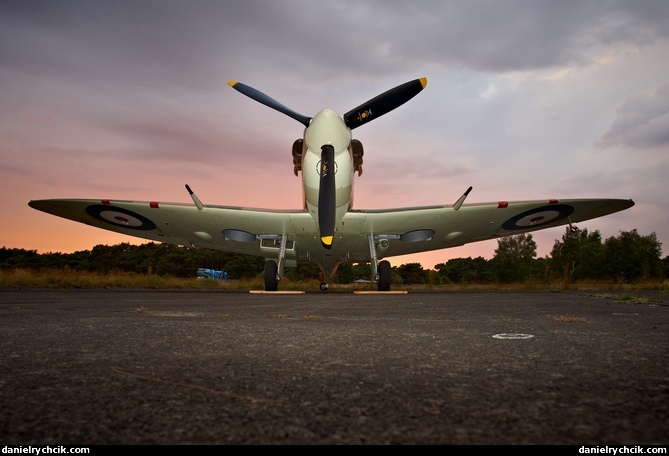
<box><xmin>2</xmin><ymin>0</ymin><xmax>668</xmax><ymax>269</ymax></box>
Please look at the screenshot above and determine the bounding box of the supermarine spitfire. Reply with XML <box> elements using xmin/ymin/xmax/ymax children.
<box><xmin>29</xmin><ymin>77</ymin><xmax>634</xmax><ymax>291</ymax></box>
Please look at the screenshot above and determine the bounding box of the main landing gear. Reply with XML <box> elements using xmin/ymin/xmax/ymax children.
<box><xmin>369</xmin><ymin>234</ymin><xmax>391</xmax><ymax>291</ymax></box>
<box><xmin>317</xmin><ymin>258</ymin><xmax>390</xmax><ymax>292</ymax></box>
<box><xmin>263</xmin><ymin>234</ymin><xmax>289</xmax><ymax>291</ymax></box>
<box><xmin>265</xmin><ymin>259</ymin><xmax>389</xmax><ymax>291</ymax></box>
<box><xmin>262</xmin><ymin>234</ymin><xmax>393</xmax><ymax>292</ymax></box>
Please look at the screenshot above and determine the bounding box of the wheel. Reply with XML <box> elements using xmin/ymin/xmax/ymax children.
<box><xmin>264</xmin><ymin>260</ymin><xmax>278</xmax><ymax>291</ymax></box>
<box><xmin>320</xmin><ymin>283</ymin><xmax>329</xmax><ymax>291</ymax></box>
<box><xmin>378</xmin><ymin>260</ymin><xmax>391</xmax><ymax>291</ymax></box>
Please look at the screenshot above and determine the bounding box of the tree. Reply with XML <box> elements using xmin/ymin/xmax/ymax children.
<box><xmin>336</xmin><ymin>262</ymin><xmax>374</xmax><ymax>284</ymax></box>
<box><xmin>222</xmin><ymin>254</ymin><xmax>264</xmax><ymax>279</ymax></box>
<box><xmin>490</xmin><ymin>233</ymin><xmax>537</xmax><ymax>283</ymax></box>
<box><xmin>285</xmin><ymin>262</ymin><xmax>321</xmax><ymax>282</ymax></box>
<box><xmin>396</xmin><ymin>263</ymin><xmax>428</xmax><ymax>285</ymax></box>
<box><xmin>549</xmin><ymin>227</ymin><xmax>606</xmax><ymax>281</ymax></box>
<box><xmin>603</xmin><ymin>230</ymin><xmax>663</xmax><ymax>281</ymax></box>
<box><xmin>0</xmin><ymin>247</ymin><xmax>42</xmax><ymax>269</ymax></box>
<box><xmin>434</xmin><ymin>257</ymin><xmax>493</xmax><ymax>284</ymax></box>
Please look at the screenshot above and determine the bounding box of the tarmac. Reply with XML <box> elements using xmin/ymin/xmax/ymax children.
<box><xmin>1</xmin><ymin>288</ymin><xmax>668</xmax><ymax>445</ymax></box>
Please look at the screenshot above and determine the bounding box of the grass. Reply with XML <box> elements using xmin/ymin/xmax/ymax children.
<box><xmin>0</xmin><ymin>268</ymin><xmax>667</xmax><ymax>293</ymax></box>
<box><xmin>0</xmin><ymin>268</ymin><xmax>256</xmax><ymax>290</ymax></box>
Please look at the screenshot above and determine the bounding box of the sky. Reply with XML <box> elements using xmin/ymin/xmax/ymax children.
<box><xmin>1</xmin><ymin>0</ymin><xmax>668</xmax><ymax>270</ymax></box>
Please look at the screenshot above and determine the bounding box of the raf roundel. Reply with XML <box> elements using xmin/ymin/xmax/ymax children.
<box><xmin>501</xmin><ymin>204</ymin><xmax>575</xmax><ymax>231</ymax></box>
<box><xmin>85</xmin><ymin>205</ymin><xmax>157</xmax><ymax>230</ymax></box>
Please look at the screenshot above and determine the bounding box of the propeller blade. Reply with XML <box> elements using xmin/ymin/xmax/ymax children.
<box><xmin>343</xmin><ymin>78</ymin><xmax>427</xmax><ymax>130</ymax></box>
<box><xmin>228</xmin><ymin>80</ymin><xmax>312</xmax><ymax>127</ymax></box>
<box><xmin>318</xmin><ymin>145</ymin><xmax>336</xmax><ymax>248</ymax></box>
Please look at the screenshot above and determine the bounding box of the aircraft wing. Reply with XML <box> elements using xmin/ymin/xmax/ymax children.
<box><xmin>27</xmin><ymin>199</ymin><xmax>317</xmax><ymax>259</ymax></box>
<box><xmin>29</xmin><ymin>197</ymin><xmax>634</xmax><ymax>271</ymax></box>
<box><xmin>340</xmin><ymin>198</ymin><xmax>635</xmax><ymax>259</ymax></box>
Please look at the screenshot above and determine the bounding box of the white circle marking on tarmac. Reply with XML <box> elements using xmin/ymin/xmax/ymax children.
<box><xmin>492</xmin><ymin>333</ymin><xmax>535</xmax><ymax>339</ymax></box>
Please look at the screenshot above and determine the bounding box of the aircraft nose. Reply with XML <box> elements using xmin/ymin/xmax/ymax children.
<box><xmin>305</xmin><ymin>109</ymin><xmax>351</xmax><ymax>153</ymax></box>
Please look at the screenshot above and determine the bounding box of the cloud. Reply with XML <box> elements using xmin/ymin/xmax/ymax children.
<box><xmin>288</xmin><ymin>0</ymin><xmax>669</xmax><ymax>74</ymax></box>
<box><xmin>4</xmin><ymin>1</ymin><xmax>667</xmax><ymax>89</ymax></box>
<box><xmin>597</xmin><ymin>83</ymin><xmax>669</xmax><ymax>149</ymax></box>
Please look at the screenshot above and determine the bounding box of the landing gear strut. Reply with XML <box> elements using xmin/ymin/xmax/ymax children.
<box><xmin>262</xmin><ymin>234</ymin><xmax>288</xmax><ymax>291</ymax></box>
<box><xmin>369</xmin><ymin>234</ymin><xmax>392</xmax><ymax>291</ymax></box>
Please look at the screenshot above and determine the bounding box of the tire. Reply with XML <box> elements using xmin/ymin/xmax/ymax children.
<box><xmin>264</xmin><ymin>260</ymin><xmax>278</xmax><ymax>291</ymax></box>
<box><xmin>378</xmin><ymin>260</ymin><xmax>391</xmax><ymax>291</ymax></box>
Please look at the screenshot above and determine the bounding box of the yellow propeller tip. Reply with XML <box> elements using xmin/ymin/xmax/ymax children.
<box><xmin>227</xmin><ymin>80</ymin><xmax>237</xmax><ymax>87</ymax></box>
<box><xmin>419</xmin><ymin>77</ymin><xmax>427</xmax><ymax>88</ymax></box>
<box><xmin>321</xmin><ymin>236</ymin><xmax>334</xmax><ymax>246</ymax></box>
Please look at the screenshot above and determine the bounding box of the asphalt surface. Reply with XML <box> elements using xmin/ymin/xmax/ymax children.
<box><xmin>1</xmin><ymin>288</ymin><xmax>668</xmax><ymax>445</ymax></box>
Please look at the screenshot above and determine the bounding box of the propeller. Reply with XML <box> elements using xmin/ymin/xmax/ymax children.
<box><xmin>318</xmin><ymin>145</ymin><xmax>336</xmax><ymax>248</ymax></box>
<box><xmin>228</xmin><ymin>77</ymin><xmax>427</xmax><ymax>130</ymax></box>
<box><xmin>227</xmin><ymin>80</ymin><xmax>312</xmax><ymax>127</ymax></box>
<box><xmin>343</xmin><ymin>78</ymin><xmax>427</xmax><ymax>129</ymax></box>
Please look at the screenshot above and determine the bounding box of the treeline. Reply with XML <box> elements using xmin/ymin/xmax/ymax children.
<box><xmin>0</xmin><ymin>243</ymin><xmax>265</xmax><ymax>280</ymax></box>
<box><xmin>435</xmin><ymin>228</ymin><xmax>667</xmax><ymax>285</ymax></box>
<box><xmin>1</xmin><ymin>228</ymin><xmax>667</xmax><ymax>284</ymax></box>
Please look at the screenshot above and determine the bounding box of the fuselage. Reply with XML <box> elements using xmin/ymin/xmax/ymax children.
<box><xmin>300</xmin><ymin>109</ymin><xmax>355</xmax><ymax>242</ymax></box>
